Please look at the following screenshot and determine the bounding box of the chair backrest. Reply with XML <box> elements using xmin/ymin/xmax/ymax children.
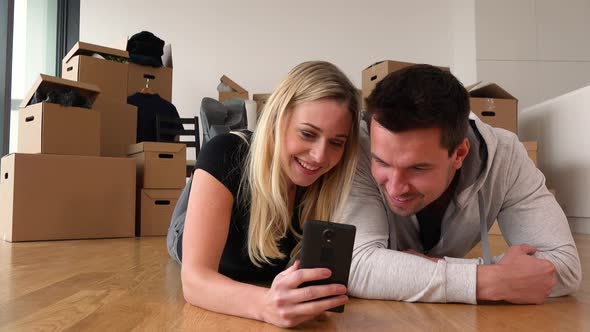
<box><xmin>156</xmin><ymin>114</ymin><xmax>200</xmax><ymax>156</ymax></box>
<box><xmin>223</xmin><ymin>98</ymin><xmax>248</xmax><ymax>130</ymax></box>
<box><xmin>200</xmin><ymin>97</ymin><xmax>248</xmax><ymax>145</ymax></box>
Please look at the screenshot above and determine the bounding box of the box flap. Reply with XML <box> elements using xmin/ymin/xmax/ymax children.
<box><xmin>363</xmin><ymin>60</ymin><xmax>416</xmax><ymax>71</ymax></box>
<box><xmin>253</xmin><ymin>93</ymin><xmax>271</xmax><ymax>101</ymax></box>
<box><xmin>63</xmin><ymin>41</ymin><xmax>128</xmax><ymax>64</ymax></box>
<box><xmin>464</xmin><ymin>81</ymin><xmax>482</xmax><ymax>91</ymax></box>
<box><xmin>142</xmin><ymin>188</ymin><xmax>182</xmax><ymax>200</ymax></box>
<box><xmin>126</xmin><ymin>142</ymin><xmax>186</xmax><ymax>155</ymax></box>
<box><xmin>220</xmin><ymin>75</ymin><xmax>247</xmax><ymax>93</ymax></box>
<box><xmin>163</xmin><ymin>44</ymin><xmax>173</xmax><ymax>68</ymax></box>
<box><xmin>19</xmin><ymin>74</ymin><xmax>101</xmax><ymax>108</ymax></box>
<box><xmin>470</xmin><ymin>83</ymin><xmax>517</xmax><ymax>100</ymax></box>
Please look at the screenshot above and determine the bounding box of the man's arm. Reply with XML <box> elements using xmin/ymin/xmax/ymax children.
<box><xmin>496</xmin><ymin>136</ymin><xmax>582</xmax><ymax>297</ymax></box>
<box><xmin>342</xmin><ymin>135</ymin><xmax>478</xmax><ymax>303</ymax></box>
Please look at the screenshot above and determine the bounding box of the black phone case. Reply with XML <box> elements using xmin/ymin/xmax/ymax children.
<box><xmin>299</xmin><ymin>219</ymin><xmax>356</xmax><ymax>313</ymax></box>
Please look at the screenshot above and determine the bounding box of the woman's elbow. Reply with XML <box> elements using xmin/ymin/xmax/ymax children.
<box><xmin>180</xmin><ymin>266</ymin><xmax>207</xmax><ymax>306</ymax></box>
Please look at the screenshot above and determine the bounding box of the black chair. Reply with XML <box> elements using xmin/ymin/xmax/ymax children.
<box><xmin>156</xmin><ymin>114</ymin><xmax>200</xmax><ymax>176</ymax></box>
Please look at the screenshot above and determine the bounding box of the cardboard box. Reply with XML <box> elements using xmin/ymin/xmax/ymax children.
<box><xmin>362</xmin><ymin>60</ymin><xmax>450</xmax><ymax>100</ymax></box>
<box><xmin>127</xmin><ymin>142</ymin><xmax>186</xmax><ymax>189</ymax></box>
<box><xmin>469</xmin><ymin>83</ymin><xmax>518</xmax><ymax>134</ymax></box>
<box><xmin>0</xmin><ymin>153</ymin><xmax>136</xmax><ymax>242</ymax></box>
<box><xmin>253</xmin><ymin>93</ymin><xmax>271</xmax><ymax>113</ymax></box>
<box><xmin>219</xmin><ymin>75</ymin><xmax>248</xmax><ymax>102</ymax></box>
<box><xmin>17</xmin><ymin>74</ymin><xmax>101</xmax><ymax>156</ymax></box>
<box><xmin>522</xmin><ymin>141</ymin><xmax>538</xmax><ymax>166</ymax></box>
<box><xmin>127</xmin><ymin>44</ymin><xmax>173</xmax><ymax>102</ymax></box>
<box><xmin>61</xmin><ymin>41</ymin><xmax>129</xmax><ymax>108</ymax></box>
<box><xmin>137</xmin><ymin>189</ymin><xmax>182</xmax><ymax>236</ymax></box>
<box><xmin>95</xmin><ymin>99</ymin><xmax>138</xmax><ymax>157</ymax></box>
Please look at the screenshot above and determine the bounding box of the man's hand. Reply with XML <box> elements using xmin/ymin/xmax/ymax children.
<box><xmin>477</xmin><ymin>244</ymin><xmax>557</xmax><ymax>304</ymax></box>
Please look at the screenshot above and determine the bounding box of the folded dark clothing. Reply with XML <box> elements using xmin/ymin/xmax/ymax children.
<box><xmin>129</xmin><ymin>54</ymin><xmax>162</xmax><ymax>67</ymax></box>
<box><xmin>29</xmin><ymin>89</ymin><xmax>91</xmax><ymax>109</ymax></box>
<box><xmin>127</xmin><ymin>31</ymin><xmax>164</xmax><ymax>67</ymax></box>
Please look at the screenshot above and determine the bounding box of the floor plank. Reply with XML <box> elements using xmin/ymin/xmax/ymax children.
<box><xmin>1</xmin><ymin>235</ymin><xmax>588</xmax><ymax>331</ymax></box>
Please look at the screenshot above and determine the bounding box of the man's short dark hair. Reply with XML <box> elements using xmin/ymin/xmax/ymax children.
<box><xmin>366</xmin><ymin>64</ymin><xmax>470</xmax><ymax>156</ymax></box>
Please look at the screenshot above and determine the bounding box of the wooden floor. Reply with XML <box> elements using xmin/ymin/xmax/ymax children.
<box><xmin>1</xmin><ymin>234</ymin><xmax>588</xmax><ymax>332</ymax></box>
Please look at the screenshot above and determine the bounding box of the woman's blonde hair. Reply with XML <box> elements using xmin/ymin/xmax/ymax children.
<box><xmin>242</xmin><ymin>61</ymin><xmax>360</xmax><ymax>266</ymax></box>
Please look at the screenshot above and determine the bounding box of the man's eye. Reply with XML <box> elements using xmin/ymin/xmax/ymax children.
<box><xmin>373</xmin><ymin>158</ymin><xmax>386</xmax><ymax>166</ymax></box>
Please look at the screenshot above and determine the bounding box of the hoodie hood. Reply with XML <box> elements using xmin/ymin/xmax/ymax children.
<box><xmin>453</xmin><ymin>114</ymin><xmax>499</xmax><ymax>210</ymax></box>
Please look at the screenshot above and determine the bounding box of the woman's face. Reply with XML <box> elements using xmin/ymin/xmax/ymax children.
<box><xmin>280</xmin><ymin>98</ymin><xmax>352</xmax><ymax>188</ymax></box>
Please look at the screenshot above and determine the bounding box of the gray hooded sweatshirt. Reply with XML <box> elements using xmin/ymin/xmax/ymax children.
<box><xmin>341</xmin><ymin>117</ymin><xmax>582</xmax><ymax>303</ymax></box>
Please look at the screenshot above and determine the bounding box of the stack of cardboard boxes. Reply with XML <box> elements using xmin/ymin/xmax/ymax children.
<box><xmin>127</xmin><ymin>142</ymin><xmax>186</xmax><ymax>236</ymax></box>
<box><xmin>62</xmin><ymin>42</ymin><xmax>137</xmax><ymax>157</ymax></box>
<box><xmin>0</xmin><ymin>75</ymin><xmax>136</xmax><ymax>242</ymax></box>
<box><xmin>64</xmin><ymin>40</ymin><xmax>183</xmax><ymax>238</ymax></box>
<box><xmin>1</xmin><ymin>39</ymin><xmax>183</xmax><ymax>242</ymax></box>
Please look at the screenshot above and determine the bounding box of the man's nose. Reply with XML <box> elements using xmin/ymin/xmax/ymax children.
<box><xmin>386</xmin><ymin>169</ymin><xmax>410</xmax><ymax>197</ymax></box>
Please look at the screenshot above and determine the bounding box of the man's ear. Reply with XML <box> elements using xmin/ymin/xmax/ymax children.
<box><xmin>452</xmin><ymin>138</ymin><xmax>470</xmax><ymax>169</ymax></box>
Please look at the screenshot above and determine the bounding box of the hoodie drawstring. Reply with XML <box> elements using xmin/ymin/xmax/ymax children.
<box><xmin>478</xmin><ymin>191</ymin><xmax>492</xmax><ymax>264</ymax></box>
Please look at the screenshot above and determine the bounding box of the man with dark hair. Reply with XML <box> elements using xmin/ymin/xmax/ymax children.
<box><xmin>343</xmin><ymin>64</ymin><xmax>581</xmax><ymax>304</ymax></box>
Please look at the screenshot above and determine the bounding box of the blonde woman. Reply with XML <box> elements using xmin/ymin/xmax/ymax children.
<box><xmin>167</xmin><ymin>61</ymin><xmax>359</xmax><ymax>328</ymax></box>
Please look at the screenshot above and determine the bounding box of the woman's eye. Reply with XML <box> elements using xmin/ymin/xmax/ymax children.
<box><xmin>300</xmin><ymin>130</ymin><xmax>315</xmax><ymax>138</ymax></box>
<box><xmin>330</xmin><ymin>140</ymin><xmax>345</xmax><ymax>147</ymax></box>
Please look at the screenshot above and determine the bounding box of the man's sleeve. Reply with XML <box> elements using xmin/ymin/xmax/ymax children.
<box><xmin>497</xmin><ymin>135</ymin><xmax>582</xmax><ymax>296</ymax></box>
<box><xmin>341</xmin><ymin>135</ymin><xmax>478</xmax><ymax>304</ymax></box>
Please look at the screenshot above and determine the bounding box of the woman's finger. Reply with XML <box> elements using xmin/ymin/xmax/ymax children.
<box><xmin>285</xmin><ymin>283</ymin><xmax>347</xmax><ymax>303</ymax></box>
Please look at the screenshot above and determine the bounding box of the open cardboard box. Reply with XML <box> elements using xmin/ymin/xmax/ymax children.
<box><xmin>362</xmin><ymin>60</ymin><xmax>450</xmax><ymax>100</ymax></box>
<box><xmin>18</xmin><ymin>74</ymin><xmax>101</xmax><ymax>156</ymax></box>
<box><xmin>468</xmin><ymin>82</ymin><xmax>518</xmax><ymax>134</ymax></box>
<box><xmin>121</xmin><ymin>38</ymin><xmax>173</xmax><ymax>102</ymax></box>
<box><xmin>0</xmin><ymin>153</ymin><xmax>136</xmax><ymax>242</ymax></box>
<box><xmin>61</xmin><ymin>41</ymin><xmax>129</xmax><ymax>108</ymax></box>
<box><xmin>219</xmin><ymin>75</ymin><xmax>248</xmax><ymax>102</ymax></box>
<box><xmin>252</xmin><ymin>93</ymin><xmax>271</xmax><ymax>113</ymax></box>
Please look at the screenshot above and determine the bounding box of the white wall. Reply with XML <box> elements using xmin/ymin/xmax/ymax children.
<box><xmin>519</xmin><ymin>86</ymin><xmax>590</xmax><ymax>234</ymax></box>
<box><xmin>80</xmin><ymin>0</ymin><xmax>477</xmax><ymax>121</ymax></box>
<box><xmin>476</xmin><ymin>0</ymin><xmax>590</xmax><ymax>109</ymax></box>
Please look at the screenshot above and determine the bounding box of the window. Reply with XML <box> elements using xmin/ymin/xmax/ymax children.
<box><xmin>0</xmin><ymin>0</ymin><xmax>79</xmax><ymax>158</ymax></box>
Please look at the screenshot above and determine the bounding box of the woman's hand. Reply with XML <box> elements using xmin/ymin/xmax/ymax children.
<box><xmin>260</xmin><ymin>260</ymin><xmax>348</xmax><ymax>328</ymax></box>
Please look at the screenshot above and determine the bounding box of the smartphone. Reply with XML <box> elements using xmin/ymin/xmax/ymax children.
<box><xmin>299</xmin><ymin>219</ymin><xmax>356</xmax><ymax>313</ymax></box>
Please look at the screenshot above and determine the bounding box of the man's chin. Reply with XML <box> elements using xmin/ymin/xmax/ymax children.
<box><xmin>387</xmin><ymin>204</ymin><xmax>416</xmax><ymax>217</ymax></box>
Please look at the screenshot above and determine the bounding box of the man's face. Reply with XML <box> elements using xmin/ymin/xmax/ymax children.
<box><xmin>370</xmin><ymin>120</ymin><xmax>469</xmax><ymax>217</ymax></box>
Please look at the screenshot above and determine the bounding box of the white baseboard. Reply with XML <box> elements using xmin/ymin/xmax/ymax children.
<box><xmin>568</xmin><ymin>217</ymin><xmax>590</xmax><ymax>235</ymax></box>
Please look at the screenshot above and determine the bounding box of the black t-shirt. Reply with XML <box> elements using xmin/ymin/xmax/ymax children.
<box><xmin>195</xmin><ymin>132</ymin><xmax>302</xmax><ymax>281</ymax></box>
<box><xmin>127</xmin><ymin>92</ymin><xmax>183</xmax><ymax>143</ymax></box>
